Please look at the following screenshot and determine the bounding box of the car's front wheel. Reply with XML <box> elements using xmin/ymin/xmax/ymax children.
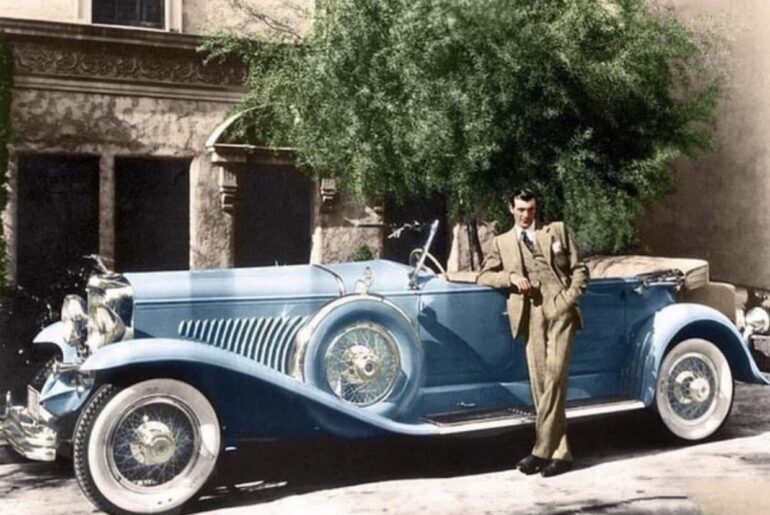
<box><xmin>656</xmin><ymin>338</ymin><xmax>734</xmax><ymax>441</ymax></box>
<box><xmin>73</xmin><ymin>379</ymin><xmax>220</xmax><ymax>515</ymax></box>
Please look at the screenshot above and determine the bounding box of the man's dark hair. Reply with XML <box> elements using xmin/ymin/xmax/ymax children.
<box><xmin>508</xmin><ymin>188</ymin><xmax>537</xmax><ymax>205</ymax></box>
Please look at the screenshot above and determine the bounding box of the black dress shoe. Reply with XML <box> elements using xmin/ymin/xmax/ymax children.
<box><xmin>540</xmin><ymin>459</ymin><xmax>573</xmax><ymax>477</ymax></box>
<box><xmin>516</xmin><ymin>454</ymin><xmax>548</xmax><ymax>475</ymax></box>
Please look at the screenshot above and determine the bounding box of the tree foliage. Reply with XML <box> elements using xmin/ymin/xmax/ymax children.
<box><xmin>204</xmin><ymin>0</ymin><xmax>721</xmax><ymax>254</ymax></box>
<box><xmin>0</xmin><ymin>37</ymin><xmax>13</xmax><ymax>290</ymax></box>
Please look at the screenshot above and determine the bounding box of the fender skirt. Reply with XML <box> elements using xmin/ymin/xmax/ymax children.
<box><xmin>630</xmin><ymin>303</ymin><xmax>770</xmax><ymax>405</ymax></box>
<box><xmin>80</xmin><ymin>339</ymin><xmax>439</xmax><ymax>442</ymax></box>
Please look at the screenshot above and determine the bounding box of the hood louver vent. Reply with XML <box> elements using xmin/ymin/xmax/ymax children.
<box><xmin>178</xmin><ymin>316</ymin><xmax>306</xmax><ymax>374</ymax></box>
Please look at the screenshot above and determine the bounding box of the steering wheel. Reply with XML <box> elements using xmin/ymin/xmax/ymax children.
<box><xmin>409</xmin><ymin>248</ymin><xmax>447</xmax><ymax>276</ymax></box>
<box><xmin>408</xmin><ymin>220</ymin><xmax>445</xmax><ymax>288</ymax></box>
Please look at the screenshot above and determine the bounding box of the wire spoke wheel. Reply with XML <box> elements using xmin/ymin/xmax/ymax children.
<box><xmin>324</xmin><ymin>323</ymin><xmax>401</xmax><ymax>406</ymax></box>
<box><xmin>110</xmin><ymin>400</ymin><xmax>198</xmax><ymax>488</ymax></box>
<box><xmin>656</xmin><ymin>338</ymin><xmax>734</xmax><ymax>441</ymax></box>
<box><xmin>74</xmin><ymin>379</ymin><xmax>220</xmax><ymax>515</ymax></box>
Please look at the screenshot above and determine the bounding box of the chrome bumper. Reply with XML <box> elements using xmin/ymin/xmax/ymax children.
<box><xmin>0</xmin><ymin>391</ymin><xmax>57</xmax><ymax>462</ymax></box>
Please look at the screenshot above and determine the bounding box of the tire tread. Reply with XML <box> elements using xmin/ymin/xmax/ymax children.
<box><xmin>72</xmin><ymin>384</ymin><xmax>128</xmax><ymax>514</ymax></box>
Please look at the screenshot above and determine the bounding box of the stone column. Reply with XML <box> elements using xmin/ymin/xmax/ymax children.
<box><xmin>98</xmin><ymin>152</ymin><xmax>115</xmax><ymax>269</ymax></box>
<box><xmin>190</xmin><ymin>155</ymin><xmax>234</xmax><ymax>269</ymax></box>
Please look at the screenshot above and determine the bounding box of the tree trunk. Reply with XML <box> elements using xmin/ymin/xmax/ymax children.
<box><xmin>466</xmin><ymin>215</ymin><xmax>484</xmax><ymax>271</ymax></box>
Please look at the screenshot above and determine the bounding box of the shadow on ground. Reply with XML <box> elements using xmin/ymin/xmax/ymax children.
<box><xmin>2</xmin><ymin>385</ymin><xmax>766</xmax><ymax>514</ymax></box>
<box><xmin>187</xmin><ymin>399</ymin><xmax>767</xmax><ymax>515</ymax></box>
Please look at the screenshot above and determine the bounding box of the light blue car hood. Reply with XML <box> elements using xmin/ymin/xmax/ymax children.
<box><xmin>124</xmin><ymin>260</ymin><xmax>414</xmax><ymax>304</ymax></box>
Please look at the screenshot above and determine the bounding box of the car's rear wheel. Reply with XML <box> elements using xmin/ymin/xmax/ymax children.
<box><xmin>73</xmin><ymin>379</ymin><xmax>220</xmax><ymax>515</ymax></box>
<box><xmin>655</xmin><ymin>338</ymin><xmax>734</xmax><ymax>441</ymax></box>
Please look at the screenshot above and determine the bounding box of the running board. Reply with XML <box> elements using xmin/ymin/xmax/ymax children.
<box><xmin>428</xmin><ymin>399</ymin><xmax>646</xmax><ymax>435</ymax></box>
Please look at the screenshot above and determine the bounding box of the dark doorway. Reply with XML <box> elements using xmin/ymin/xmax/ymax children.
<box><xmin>17</xmin><ymin>154</ymin><xmax>100</xmax><ymax>293</ymax></box>
<box><xmin>115</xmin><ymin>157</ymin><xmax>190</xmax><ymax>272</ymax></box>
<box><xmin>235</xmin><ymin>165</ymin><xmax>313</xmax><ymax>267</ymax></box>
<box><xmin>384</xmin><ymin>194</ymin><xmax>449</xmax><ymax>266</ymax></box>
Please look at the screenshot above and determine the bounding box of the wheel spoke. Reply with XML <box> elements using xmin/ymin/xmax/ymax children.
<box><xmin>324</xmin><ymin>323</ymin><xmax>400</xmax><ymax>406</ymax></box>
<box><xmin>110</xmin><ymin>401</ymin><xmax>197</xmax><ymax>487</ymax></box>
<box><xmin>666</xmin><ymin>355</ymin><xmax>717</xmax><ymax>420</ymax></box>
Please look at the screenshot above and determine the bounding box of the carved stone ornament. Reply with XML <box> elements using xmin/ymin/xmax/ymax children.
<box><xmin>320</xmin><ymin>177</ymin><xmax>338</xmax><ymax>213</ymax></box>
<box><xmin>11</xmin><ymin>38</ymin><xmax>244</xmax><ymax>88</ymax></box>
<box><xmin>219</xmin><ymin>167</ymin><xmax>239</xmax><ymax>214</ymax></box>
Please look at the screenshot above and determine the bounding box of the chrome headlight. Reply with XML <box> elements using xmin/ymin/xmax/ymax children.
<box><xmin>61</xmin><ymin>294</ymin><xmax>87</xmax><ymax>346</ymax></box>
<box><xmin>85</xmin><ymin>305</ymin><xmax>126</xmax><ymax>353</ymax></box>
<box><xmin>746</xmin><ymin>307</ymin><xmax>770</xmax><ymax>334</ymax></box>
<box><xmin>80</xmin><ymin>272</ymin><xmax>134</xmax><ymax>355</ymax></box>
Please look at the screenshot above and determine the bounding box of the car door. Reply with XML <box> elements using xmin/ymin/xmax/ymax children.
<box><xmin>568</xmin><ymin>279</ymin><xmax>629</xmax><ymax>400</ymax></box>
<box><xmin>415</xmin><ymin>277</ymin><xmax>524</xmax><ymax>413</ymax></box>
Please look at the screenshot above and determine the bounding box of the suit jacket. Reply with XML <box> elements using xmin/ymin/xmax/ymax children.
<box><xmin>477</xmin><ymin>222</ymin><xmax>589</xmax><ymax>337</ymax></box>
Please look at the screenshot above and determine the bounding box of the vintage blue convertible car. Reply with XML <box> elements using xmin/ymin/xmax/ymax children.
<box><xmin>2</xmin><ymin>222</ymin><xmax>768</xmax><ymax>514</ymax></box>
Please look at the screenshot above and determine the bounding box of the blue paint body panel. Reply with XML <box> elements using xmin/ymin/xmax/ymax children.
<box><xmin>32</xmin><ymin>259</ymin><xmax>769</xmax><ymax>442</ymax></box>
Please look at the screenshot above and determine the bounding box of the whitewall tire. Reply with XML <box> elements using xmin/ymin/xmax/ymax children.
<box><xmin>656</xmin><ymin>338</ymin><xmax>734</xmax><ymax>441</ymax></box>
<box><xmin>73</xmin><ymin>379</ymin><xmax>220</xmax><ymax>515</ymax></box>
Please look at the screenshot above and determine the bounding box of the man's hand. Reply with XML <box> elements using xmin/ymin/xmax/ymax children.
<box><xmin>509</xmin><ymin>274</ymin><xmax>532</xmax><ymax>294</ymax></box>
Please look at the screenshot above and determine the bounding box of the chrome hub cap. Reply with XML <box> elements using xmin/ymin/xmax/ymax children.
<box><xmin>688</xmin><ymin>377</ymin><xmax>712</xmax><ymax>403</ymax></box>
<box><xmin>341</xmin><ymin>345</ymin><xmax>381</xmax><ymax>384</ymax></box>
<box><xmin>109</xmin><ymin>401</ymin><xmax>198</xmax><ymax>487</ymax></box>
<box><xmin>666</xmin><ymin>355</ymin><xmax>717</xmax><ymax>420</ymax></box>
<box><xmin>130</xmin><ymin>418</ymin><xmax>178</xmax><ymax>466</ymax></box>
<box><xmin>325</xmin><ymin>324</ymin><xmax>401</xmax><ymax>406</ymax></box>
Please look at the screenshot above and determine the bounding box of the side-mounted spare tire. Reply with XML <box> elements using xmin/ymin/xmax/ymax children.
<box><xmin>73</xmin><ymin>379</ymin><xmax>221</xmax><ymax>515</ymax></box>
<box><xmin>297</xmin><ymin>295</ymin><xmax>424</xmax><ymax>419</ymax></box>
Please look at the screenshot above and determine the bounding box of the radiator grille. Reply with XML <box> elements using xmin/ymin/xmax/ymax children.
<box><xmin>178</xmin><ymin>316</ymin><xmax>306</xmax><ymax>374</ymax></box>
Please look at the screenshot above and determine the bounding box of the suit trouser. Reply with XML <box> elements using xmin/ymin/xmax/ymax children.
<box><xmin>525</xmin><ymin>303</ymin><xmax>576</xmax><ymax>462</ymax></box>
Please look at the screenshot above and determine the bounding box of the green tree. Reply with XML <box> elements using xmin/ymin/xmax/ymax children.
<box><xmin>0</xmin><ymin>37</ymin><xmax>13</xmax><ymax>289</ymax></box>
<box><xmin>205</xmin><ymin>0</ymin><xmax>721</xmax><ymax>254</ymax></box>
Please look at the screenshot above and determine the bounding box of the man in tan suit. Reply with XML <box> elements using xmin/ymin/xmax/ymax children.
<box><xmin>478</xmin><ymin>188</ymin><xmax>589</xmax><ymax>477</ymax></box>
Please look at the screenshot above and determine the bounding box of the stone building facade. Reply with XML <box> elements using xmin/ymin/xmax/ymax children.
<box><xmin>5</xmin><ymin>1</ymin><xmax>766</xmax><ymax>292</ymax></box>
<box><xmin>0</xmin><ymin>0</ymin><xmax>384</xmax><ymax>292</ymax></box>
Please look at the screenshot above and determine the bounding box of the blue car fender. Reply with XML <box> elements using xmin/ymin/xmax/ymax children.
<box><xmin>33</xmin><ymin>321</ymin><xmax>79</xmax><ymax>363</ymax></box>
<box><xmin>78</xmin><ymin>338</ymin><xmax>438</xmax><ymax>440</ymax></box>
<box><xmin>629</xmin><ymin>303</ymin><xmax>770</xmax><ymax>405</ymax></box>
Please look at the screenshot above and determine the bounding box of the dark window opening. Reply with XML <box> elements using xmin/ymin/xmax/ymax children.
<box><xmin>17</xmin><ymin>154</ymin><xmax>100</xmax><ymax>294</ymax></box>
<box><xmin>115</xmin><ymin>157</ymin><xmax>190</xmax><ymax>272</ymax></box>
<box><xmin>235</xmin><ymin>165</ymin><xmax>313</xmax><ymax>267</ymax></box>
<box><xmin>93</xmin><ymin>0</ymin><xmax>164</xmax><ymax>29</ymax></box>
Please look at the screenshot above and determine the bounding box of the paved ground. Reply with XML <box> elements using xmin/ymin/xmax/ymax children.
<box><xmin>1</xmin><ymin>383</ymin><xmax>769</xmax><ymax>514</ymax></box>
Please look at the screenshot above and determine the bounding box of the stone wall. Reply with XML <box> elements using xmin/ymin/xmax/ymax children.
<box><xmin>0</xmin><ymin>0</ymin><xmax>313</xmax><ymax>36</ymax></box>
<box><xmin>0</xmin><ymin>0</ymin><xmax>76</xmax><ymax>23</ymax></box>
<box><xmin>5</xmin><ymin>89</ymin><xmax>234</xmax><ymax>275</ymax></box>
<box><xmin>184</xmin><ymin>0</ymin><xmax>314</xmax><ymax>36</ymax></box>
<box><xmin>638</xmin><ymin>0</ymin><xmax>770</xmax><ymax>289</ymax></box>
<box><xmin>311</xmin><ymin>194</ymin><xmax>385</xmax><ymax>264</ymax></box>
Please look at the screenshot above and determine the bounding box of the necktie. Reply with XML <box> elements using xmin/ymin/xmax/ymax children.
<box><xmin>521</xmin><ymin>231</ymin><xmax>535</xmax><ymax>252</ymax></box>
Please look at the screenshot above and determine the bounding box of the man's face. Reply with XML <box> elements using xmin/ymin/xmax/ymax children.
<box><xmin>510</xmin><ymin>198</ymin><xmax>536</xmax><ymax>229</ymax></box>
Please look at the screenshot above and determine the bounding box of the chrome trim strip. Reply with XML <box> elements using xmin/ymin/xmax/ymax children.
<box><xmin>312</xmin><ymin>264</ymin><xmax>347</xmax><ymax>296</ymax></box>
<box><xmin>436</xmin><ymin>400</ymin><xmax>646</xmax><ymax>435</ymax></box>
<box><xmin>564</xmin><ymin>400</ymin><xmax>647</xmax><ymax>420</ymax></box>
